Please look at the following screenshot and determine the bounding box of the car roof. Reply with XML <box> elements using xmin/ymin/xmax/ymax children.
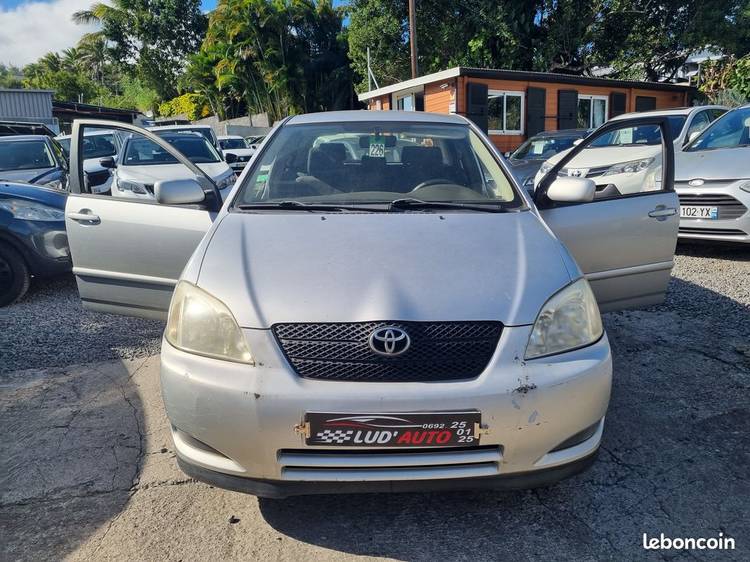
<box><xmin>218</xmin><ymin>135</ymin><xmax>243</xmax><ymax>140</ymax></box>
<box><xmin>286</xmin><ymin>110</ymin><xmax>467</xmax><ymax>126</ymax></box>
<box><xmin>611</xmin><ymin>105</ymin><xmax>727</xmax><ymax>120</ymax></box>
<box><xmin>148</xmin><ymin>124</ymin><xmax>212</xmax><ymax>130</ymax></box>
<box><xmin>0</xmin><ymin>134</ymin><xmax>51</xmax><ymax>142</ymax></box>
<box><xmin>529</xmin><ymin>128</ymin><xmax>592</xmax><ymax>139</ymax></box>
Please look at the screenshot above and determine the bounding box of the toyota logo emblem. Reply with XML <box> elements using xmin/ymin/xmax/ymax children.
<box><xmin>368</xmin><ymin>326</ymin><xmax>411</xmax><ymax>356</ymax></box>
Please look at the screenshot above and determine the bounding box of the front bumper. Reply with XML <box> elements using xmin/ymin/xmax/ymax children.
<box><xmin>160</xmin><ymin>324</ymin><xmax>612</xmax><ymax>496</ymax></box>
<box><xmin>1</xmin><ymin>221</ymin><xmax>71</xmax><ymax>276</ymax></box>
<box><xmin>676</xmin><ymin>182</ymin><xmax>750</xmax><ymax>243</ymax></box>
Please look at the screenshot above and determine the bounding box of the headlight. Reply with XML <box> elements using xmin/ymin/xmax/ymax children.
<box><xmin>539</xmin><ymin>162</ymin><xmax>553</xmax><ymax>176</ymax></box>
<box><xmin>43</xmin><ymin>179</ymin><xmax>64</xmax><ymax>190</ymax></box>
<box><xmin>525</xmin><ymin>278</ymin><xmax>603</xmax><ymax>360</ymax></box>
<box><xmin>0</xmin><ymin>198</ymin><xmax>64</xmax><ymax>221</ymax></box>
<box><xmin>117</xmin><ymin>179</ymin><xmax>149</xmax><ymax>194</ymax></box>
<box><xmin>216</xmin><ymin>174</ymin><xmax>235</xmax><ymax>190</ymax></box>
<box><xmin>739</xmin><ymin>180</ymin><xmax>750</xmax><ymax>193</ymax></box>
<box><xmin>166</xmin><ymin>281</ymin><xmax>253</xmax><ymax>364</ymax></box>
<box><xmin>601</xmin><ymin>158</ymin><xmax>654</xmax><ymax>176</ymax></box>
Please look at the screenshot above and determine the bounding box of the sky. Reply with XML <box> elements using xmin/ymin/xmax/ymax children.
<box><xmin>0</xmin><ymin>0</ymin><xmax>219</xmax><ymax>67</ymax></box>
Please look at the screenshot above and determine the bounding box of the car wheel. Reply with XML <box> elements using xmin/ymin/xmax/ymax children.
<box><xmin>0</xmin><ymin>243</ymin><xmax>30</xmax><ymax>307</ymax></box>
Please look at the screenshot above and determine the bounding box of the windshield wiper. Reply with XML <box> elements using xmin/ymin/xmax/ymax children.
<box><xmin>236</xmin><ymin>201</ymin><xmax>388</xmax><ymax>212</ymax></box>
<box><xmin>388</xmin><ymin>198</ymin><xmax>508</xmax><ymax>213</ymax></box>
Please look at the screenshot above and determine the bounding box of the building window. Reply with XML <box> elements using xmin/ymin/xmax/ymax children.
<box><xmin>396</xmin><ymin>93</ymin><xmax>415</xmax><ymax>111</ymax></box>
<box><xmin>488</xmin><ymin>91</ymin><xmax>524</xmax><ymax>135</ymax></box>
<box><xmin>577</xmin><ymin>95</ymin><xmax>608</xmax><ymax>128</ymax></box>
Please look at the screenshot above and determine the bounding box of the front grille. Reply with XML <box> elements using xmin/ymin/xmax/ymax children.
<box><xmin>272</xmin><ymin>321</ymin><xmax>502</xmax><ymax>382</ymax></box>
<box><xmin>278</xmin><ymin>446</ymin><xmax>503</xmax><ymax>481</ymax></box>
<box><xmin>679</xmin><ymin>226</ymin><xmax>747</xmax><ymax>237</ymax></box>
<box><xmin>678</xmin><ymin>193</ymin><xmax>748</xmax><ymax>220</ymax></box>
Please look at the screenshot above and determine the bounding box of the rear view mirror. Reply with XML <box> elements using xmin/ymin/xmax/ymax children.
<box><xmin>155</xmin><ymin>179</ymin><xmax>206</xmax><ymax>205</ymax></box>
<box><xmin>224</xmin><ymin>152</ymin><xmax>238</xmax><ymax>164</ymax></box>
<box><xmin>99</xmin><ymin>156</ymin><xmax>116</xmax><ymax>169</ymax></box>
<box><xmin>547</xmin><ymin>177</ymin><xmax>595</xmax><ymax>203</ymax></box>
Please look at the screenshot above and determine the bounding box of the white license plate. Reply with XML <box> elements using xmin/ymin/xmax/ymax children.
<box><xmin>680</xmin><ymin>206</ymin><xmax>718</xmax><ymax>219</ymax></box>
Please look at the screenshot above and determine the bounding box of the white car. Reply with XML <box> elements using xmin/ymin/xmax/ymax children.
<box><xmin>104</xmin><ymin>131</ymin><xmax>235</xmax><ymax>199</ymax></box>
<box><xmin>218</xmin><ymin>135</ymin><xmax>256</xmax><ymax>174</ymax></box>
<box><xmin>534</xmin><ymin>106</ymin><xmax>727</xmax><ymax>197</ymax></box>
<box><xmin>56</xmin><ymin>130</ymin><xmax>123</xmax><ymax>194</ymax></box>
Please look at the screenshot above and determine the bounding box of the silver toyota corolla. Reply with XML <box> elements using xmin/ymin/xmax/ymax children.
<box><xmin>64</xmin><ymin>111</ymin><xmax>678</xmax><ymax>497</ymax></box>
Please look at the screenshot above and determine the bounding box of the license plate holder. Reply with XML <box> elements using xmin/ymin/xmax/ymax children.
<box><xmin>304</xmin><ymin>411</ymin><xmax>482</xmax><ymax>447</ymax></box>
<box><xmin>680</xmin><ymin>205</ymin><xmax>718</xmax><ymax>219</ymax></box>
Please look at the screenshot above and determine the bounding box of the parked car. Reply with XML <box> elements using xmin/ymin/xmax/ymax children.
<box><xmin>245</xmin><ymin>135</ymin><xmax>267</xmax><ymax>151</ymax></box>
<box><xmin>610</xmin><ymin>105</ymin><xmax>726</xmax><ymax>148</ymax></box>
<box><xmin>64</xmin><ymin>111</ymin><xmax>678</xmax><ymax>497</ymax></box>
<box><xmin>506</xmin><ymin>129</ymin><xmax>592</xmax><ymax>190</ymax></box>
<box><xmin>674</xmin><ymin>105</ymin><xmax>750</xmax><ymax>243</ymax></box>
<box><xmin>533</xmin><ymin>106</ymin><xmax>727</xmax><ymax>197</ymax></box>
<box><xmin>149</xmin><ymin>124</ymin><xmax>220</xmax><ymax>150</ymax></box>
<box><xmin>0</xmin><ymin>135</ymin><xmax>68</xmax><ymax>190</ymax></box>
<box><xmin>0</xmin><ymin>181</ymin><xmax>70</xmax><ymax>305</ymax></box>
<box><xmin>218</xmin><ymin>135</ymin><xmax>256</xmax><ymax>175</ymax></box>
<box><xmin>103</xmin><ymin>131</ymin><xmax>235</xmax><ymax>199</ymax></box>
<box><xmin>56</xmin><ymin>130</ymin><xmax>123</xmax><ymax>194</ymax></box>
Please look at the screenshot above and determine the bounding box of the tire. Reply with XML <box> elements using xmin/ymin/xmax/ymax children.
<box><xmin>0</xmin><ymin>243</ymin><xmax>30</xmax><ymax>307</ymax></box>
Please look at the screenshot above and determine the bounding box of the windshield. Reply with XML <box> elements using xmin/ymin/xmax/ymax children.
<box><xmin>0</xmin><ymin>140</ymin><xmax>55</xmax><ymax>171</ymax></box>
<box><xmin>511</xmin><ymin>135</ymin><xmax>581</xmax><ymax>160</ymax></box>
<box><xmin>687</xmin><ymin>107</ymin><xmax>750</xmax><ymax>151</ymax></box>
<box><xmin>233</xmin><ymin>122</ymin><xmax>521</xmax><ymax>208</ymax></box>
<box><xmin>123</xmin><ymin>134</ymin><xmax>222</xmax><ymax>165</ymax></box>
<box><xmin>155</xmin><ymin>127</ymin><xmax>215</xmax><ymax>146</ymax></box>
<box><xmin>57</xmin><ymin>133</ymin><xmax>118</xmax><ymax>159</ymax></box>
<box><xmin>220</xmin><ymin>138</ymin><xmax>247</xmax><ymax>150</ymax></box>
<box><xmin>591</xmin><ymin>117</ymin><xmax>685</xmax><ymax>147</ymax></box>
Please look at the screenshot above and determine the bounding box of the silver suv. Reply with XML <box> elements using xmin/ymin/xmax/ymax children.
<box><xmin>64</xmin><ymin>112</ymin><xmax>679</xmax><ymax>497</ymax></box>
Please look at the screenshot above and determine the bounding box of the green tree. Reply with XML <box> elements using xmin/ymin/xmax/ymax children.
<box><xmin>0</xmin><ymin>64</ymin><xmax>24</xmax><ymax>88</ymax></box>
<box><xmin>186</xmin><ymin>0</ymin><xmax>355</xmax><ymax>121</ymax></box>
<box><xmin>72</xmin><ymin>0</ymin><xmax>207</xmax><ymax>100</ymax></box>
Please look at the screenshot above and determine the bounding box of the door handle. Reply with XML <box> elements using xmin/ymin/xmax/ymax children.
<box><xmin>67</xmin><ymin>210</ymin><xmax>101</xmax><ymax>224</ymax></box>
<box><xmin>648</xmin><ymin>207</ymin><xmax>677</xmax><ymax>219</ymax></box>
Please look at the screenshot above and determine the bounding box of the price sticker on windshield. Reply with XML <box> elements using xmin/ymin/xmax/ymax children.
<box><xmin>369</xmin><ymin>138</ymin><xmax>386</xmax><ymax>157</ymax></box>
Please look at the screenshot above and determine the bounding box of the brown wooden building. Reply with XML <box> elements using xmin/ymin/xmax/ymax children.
<box><xmin>359</xmin><ymin>67</ymin><xmax>694</xmax><ymax>152</ymax></box>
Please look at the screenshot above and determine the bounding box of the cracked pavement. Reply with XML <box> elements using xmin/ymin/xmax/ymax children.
<box><xmin>1</xmin><ymin>243</ymin><xmax>748</xmax><ymax>561</ymax></box>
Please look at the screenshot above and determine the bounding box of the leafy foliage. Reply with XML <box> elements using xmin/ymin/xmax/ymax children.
<box><xmin>699</xmin><ymin>55</ymin><xmax>750</xmax><ymax>105</ymax></box>
<box><xmin>159</xmin><ymin>93</ymin><xmax>212</xmax><ymax>120</ymax></box>
<box><xmin>72</xmin><ymin>0</ymin><xmax>207</xmax><ymax>99</ymax></box>
<box><xmin>183</xmin><ymin>0</ymin><xmax>356</xmax><ymax>122</ymax></box>
<box><xmin>0</xmin><ymin>64</ymin><xmax>24</xmax><ymax>89</ymax></box>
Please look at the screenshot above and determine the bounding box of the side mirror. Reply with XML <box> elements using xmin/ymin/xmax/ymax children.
<box><xmin>154</xmin><ymin>178</ymin><xmax>206</xmax><ymax>205</ymax></box>
<box><xmin>547</xmin><ymin>176</ymin><xmax>596</xmax><ymax>203</ymax></box>
<box><xmin>224</xmin><ymin>152</ymin><xmax>238</xmax><ymax>164</ymax></box>
<box><xmin>99</xmin><ymin>156</ymin><xmax>116</xmax><ymax>169</ymax></box>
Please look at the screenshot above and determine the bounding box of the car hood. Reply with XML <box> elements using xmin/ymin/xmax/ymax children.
<box><xmin>197</xmin><ymin>211</ymin><xmax>574</xmax><ymax>328</ymax></box>
<box><xmin>222</xmin><ymin>148</ymin><xmax>255</xmax><ymax>157</ymax></box>
<box><xmin>508</xmin><ymin>159</ymin><xmax>544</xmax><ymax>180</ymax></box>
<box><xmin>545</xmin><ymin>145</ymin><xmax>660</xmax><ymax>169</ymax></box>
<box><xmin>118</xmin><ymin>161</ymin><xmax>232</xmax><ymax>182</ymax></box>
<box><xmin>0</xmin><ymin>167</ymin><xmax>58</xmax><ymax>184</ymax></box>
<box><xmin>676</xmin><ymin>148</ymin><xmax>750</xmax><ymax>181</ymax></box>
<box><xmin>0</xmin><ymin>180</ymin><xmax>67</xmax><ymax>208</ymax></box>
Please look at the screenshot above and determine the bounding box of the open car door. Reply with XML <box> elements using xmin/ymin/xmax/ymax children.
<box><xmin>65</xmin><ymin>120</ymin><xmax>225</xmax><ymax>319</ymax></box>
<box><xmin>534</xmin><ymin>116</ymin><xmax>679</xmax><ymax>312</ymax></box>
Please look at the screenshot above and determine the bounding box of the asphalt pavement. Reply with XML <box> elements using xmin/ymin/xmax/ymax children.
<box><xmin>1</xmin><ymin>242</ymin><xmax>748</xmax><ymax>561</ymax></box>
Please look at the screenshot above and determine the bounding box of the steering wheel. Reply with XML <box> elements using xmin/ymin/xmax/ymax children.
<box><xmin>411</xmin><ymin>178</ymin><xmax>455</xmax><ymax>191</ymax></box>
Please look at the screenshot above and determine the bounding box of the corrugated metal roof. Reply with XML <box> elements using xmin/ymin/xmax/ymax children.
<box><xmin>0</xmin><ymin>89</ymin><xmax>54</xmax><ymax>121</ymax></box>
